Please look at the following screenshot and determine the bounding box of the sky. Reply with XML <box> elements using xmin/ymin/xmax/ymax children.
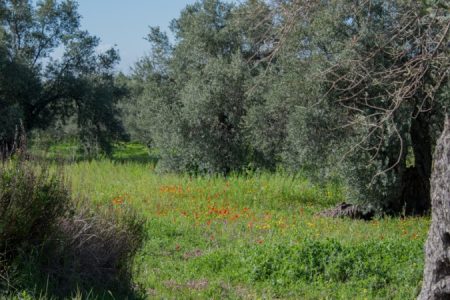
<box><xmin>75</xmin><ymin>1</ymin><xmax>199</xmax><ymax>73</ymax></box>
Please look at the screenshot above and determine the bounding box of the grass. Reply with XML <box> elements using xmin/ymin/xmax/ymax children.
<box><xmin>11</xmin><ymin>142</ymin><xmax>428</xmax><ymax>299</ymax></box>
<box><xmin>30</xmin><ymin>140</ymin><xmax>158</xmax><ymax>164</ymax></box>
<box><xmin>62</xmin><ymin>159</ymin><xmax>428</xmax><ymax>299</ymax></box>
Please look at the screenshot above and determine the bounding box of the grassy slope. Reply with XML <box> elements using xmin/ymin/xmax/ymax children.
<box><xmin>64</xmin><ymin>158</ymin><xmax>429</xmax><ymax>299</ymax></box>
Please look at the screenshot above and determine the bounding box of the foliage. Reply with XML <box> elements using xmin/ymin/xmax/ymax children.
<box><xmin>167</xmin><ymin>54</ymin><xmax>251</xmax><ymax>173</ymax></box>
<box><xmin>0</xmin><ymin>159</ymin><xmax>69</xmax><ymax>260</ymax></box>
<box><xmin>0</xmin><ymin>0</ymin><xmax>127</xmax><ymax>154</ymax></box>
<box><xmin>122</xmin><ymin>0</ymin><xmax>277</xmax><ymax>174</ymax></box>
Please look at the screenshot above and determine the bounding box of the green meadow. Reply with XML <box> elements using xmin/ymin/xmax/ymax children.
<box><xmin>43</xmin><ymin>144</ymin><xmax>428</xmax><ymax>299</ymax></box>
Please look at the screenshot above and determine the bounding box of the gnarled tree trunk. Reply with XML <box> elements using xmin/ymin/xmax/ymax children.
<box><xmin>419</xmin><ymin>117</ymin><xmax>450</xmax><ymax>299</ymax></box>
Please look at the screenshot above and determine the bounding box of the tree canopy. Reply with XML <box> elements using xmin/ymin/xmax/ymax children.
<box><xmin>0</xmin><ymin>0</ymin><xmax>126</xmax><ymax>154</ymax></box>
<box><xmin>122</xmin><ymin>0</ymin><xmax>449</xmax><ymax>214</ymax></box>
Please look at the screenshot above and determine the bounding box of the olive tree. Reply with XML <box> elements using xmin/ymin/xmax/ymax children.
<box><xmin>265</xmin><ymin>0</ymin><xmax>449</xmax><ymax>214</ymax></box>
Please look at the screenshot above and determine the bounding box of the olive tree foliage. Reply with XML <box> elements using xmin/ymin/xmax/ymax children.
<box><xmin>265</xmin><ymin>0</ymin><xmax>449</xmax><ymax>214</ymax></box>
<box><xmin>246</xmin><ymin>0</ymin><xmax>357</xmax><ymax>174</ymax></box>
<box><xmin>0</xmin><ymin>0</ymin><xmax>126</xmax><ymax>154</ymax></box>
<box><xmin>124</xmin><ymin>0</ymin><xmax>276</xmax><ymax>173</ymax></box>
<box><xmin>118</xmin><ymin>28</ymin><xmax>173</xmax><ymax>148</ymax></box>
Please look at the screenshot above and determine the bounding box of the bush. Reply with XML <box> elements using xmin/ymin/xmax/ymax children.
<box><xmin>0</xmin><ymin>160</ymin><xmax>70</xmax><ymax>259</ymax></box>
<box><xmin>0</xmin><ymin>158</ymin><xmax>146</xmax><ymax>298</ymax></box>
<box><xmin>42</xmin><ymin>199</ymin><xmax>146</xmax><ymax>296</ymax></box>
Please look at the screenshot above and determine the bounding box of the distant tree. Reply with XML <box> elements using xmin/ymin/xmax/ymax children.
<box><xmin>118</xmin><ymin>27</ymin><xmax>173</xmax><ymax>147</ymax></box>
<box><xmin>0</xmin><ymin>0</ymin><xmax>126</xmax><ymax>154</ymax></box>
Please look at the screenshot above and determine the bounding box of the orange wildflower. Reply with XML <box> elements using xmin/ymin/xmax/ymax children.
<box><xmin>112</xmin><ymin>196</ymin><xmax>124</xmax><ymax>205</ymax></box>
<box><xmin>230</xmin><ymin>214</ymin><xmax>240</xmax><ymax>221</ymax></box>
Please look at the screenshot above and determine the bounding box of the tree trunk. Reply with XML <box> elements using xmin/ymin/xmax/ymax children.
<box><xmin>418</xmin><ymin>117</ymin><xmax>450</xmax><ymax>299</ymax></box>
<box><xmin>398</xmin><ymin>113</ymin><xmax>432</xmax><ymax>215</ymax></box>
<box><xmin>411</xmin><ymin>113</ymin><xmax>432</xmax><ymax>212</ymax></box>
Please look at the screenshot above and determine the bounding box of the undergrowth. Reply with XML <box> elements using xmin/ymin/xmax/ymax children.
<box><xmin>0</xmin><ymin>157</ymin><xmax>146</xmax><ymax>299</ymax></box>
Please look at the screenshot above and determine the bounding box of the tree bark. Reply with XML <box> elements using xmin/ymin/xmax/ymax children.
<box><xmin>419</xmin><ymin>117</ymin><xmax>450</xmax><ymax>300</ymax></box>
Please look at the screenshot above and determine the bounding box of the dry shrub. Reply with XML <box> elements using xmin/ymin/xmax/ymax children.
<box><xmin>0</xmin><ymin>157</ymin><xmax>145</xmax><ymax>297</ymax></box>
<box><xmin>43</xmin><ymin>199</ymin><xmax>146</xmax><ymax>295</ymax></box>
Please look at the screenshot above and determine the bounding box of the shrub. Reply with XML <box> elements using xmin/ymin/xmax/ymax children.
<box><xmin>0</xmin><ymin>160</ymin><xmax>70</xmax><ymax>259</ymax></box>
<box><xmin>41</xmin><ymin>199</ymin><xmax>146</xmax><ymax>296</ymax></box>
<box><xmin>0</xmin><ymin>158</ymin><xmax>146</xmax><ymax>298</ymax></box>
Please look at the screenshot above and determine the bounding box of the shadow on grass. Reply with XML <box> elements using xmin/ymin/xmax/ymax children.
<box><xmin>10</xmin><ymin>263</ymin><xmax>145</xmax><ymax>299</ymax></box>
<box><xmin>29</xmin><ymin>142</ymin><xmax>159</xmax><ymax>165</ymax></box>
<box><xmin>111</xmin><ymin>142</ymin><xmax>159</xmax><ymax>164</ymax></box>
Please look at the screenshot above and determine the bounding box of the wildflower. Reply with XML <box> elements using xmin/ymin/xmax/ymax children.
<box><xmin>112</xmin><ymin>196</ymin><xmax>124</xmax><ymax>205</ymax></box>
<box><xmin>215</xmin><ymin>208</ymin><xmax>229</xmax><ymax>217</ymax></box>
<box><xmin>230</xmin><ymin>214</ymin><xmax>240</xmax><ymax>221</ymax></box>
<box><xmin>259</xmin><ymin>223</ymin><xmax>271</xmax><ymax>230</ymax></box>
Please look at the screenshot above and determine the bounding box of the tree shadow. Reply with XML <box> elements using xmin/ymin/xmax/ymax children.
<box><xmin>29</xmin><ymin>142</ymin><xmax>160</xmax><ymax>165</ymax></box>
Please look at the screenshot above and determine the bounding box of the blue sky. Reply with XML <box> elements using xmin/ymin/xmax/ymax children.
<box><xmin>75</xmin><ymin>1</ymin><xmax>199</xmax><ymax>73</ymax></box>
